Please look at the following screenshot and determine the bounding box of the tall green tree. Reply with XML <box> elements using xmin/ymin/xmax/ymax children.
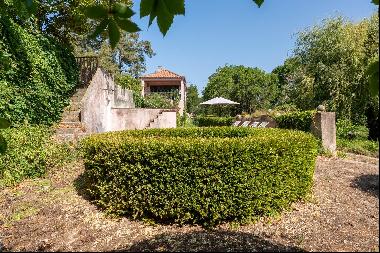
<box><xmin>186</xmin><ymin>84</ymin><xmax>200</xmax><ymax>114</ymax></box>
<box><xmin>75</xmin><ymin>32</ymin><xmax>154</xmax><ymax>78</ymax></box>
<box><xmin>203</xmin><ymin>65</ymin><xmax>279</xmax><ymax>115</ymax></box>
<box><xmin>271</xmin><ymin>56</ymin><xmax>303</xmax><ymax>107</ymax></box>
<box><xmin>289</xmin><ymin>14</ymin><xmax>379</xmax><ymax>123</ymax></box>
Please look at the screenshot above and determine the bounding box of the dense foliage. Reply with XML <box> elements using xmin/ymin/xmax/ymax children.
<box><xmin>203</xmin><ymin>65</ymin><xmax>279</xmax><ymax>116</ymax></box>
<box><xmin>0</xmin><ymin>126</ymin><xmax>50</xmax><ymax>187</ymax></box>
<box><xmin>336</xmin><ymin>118</ymin><xmax>379</xmax><ymax>157</ymax></box>
<box><xmin>80</xmin><ymin>127</ymin><xmax>319</xmax><ymax>227</ymax></box>
<box><xmin>176</xmin><ymin>112</ymin><xmax>194</xmax><ymax>127</ymax></box>
<box><xmin>273</xmin><ymin>15</ymin><xmax>379</xmax><ymax>129</ymax></box>
<box><xmin>186</xmin><ymin>84</ymin><xmax>201</xmax><ymax>114</ymax></box>
<box><xmin>142</xmin><ymin>92</ymin><xmax>177</xmax><ymax>109</ymax></box>
<box><xmin>193</xmin><ymin>116</ymin><xmax>234</xmax><ymax>127</ymax></box>
<box><xmin>0</xmin><ymin>15</ymin><xmax>78</xmax><ymax>125</ymax></box>
<box><xmin>0</xmin><ymin>125</ymin><xmax>77</xmax><ymax>188</ymax></box>
<box><xmin>76</xmin><ymin>32</ymin><xmax>154</xmax><ymax>79</ymax></box>
<box><xmin>274</xmin><ymin>110</ymin><xmax>316</xmax><ymax>132</ymax></box>
<box><xmin>337</xmin><ymin>138</ymin><xmax>379</xmax><ymax>157</ymax></box>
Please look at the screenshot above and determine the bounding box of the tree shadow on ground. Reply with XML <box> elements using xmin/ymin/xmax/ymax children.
<box><xmin>113</xmin><ymin>230</ymin><xmax>306</xmax><ymax>252</ymax></box>
<box><xmin>351</xmin><ymin>174</ymin><xmax>379</xmax><ymax>198</ymax></box>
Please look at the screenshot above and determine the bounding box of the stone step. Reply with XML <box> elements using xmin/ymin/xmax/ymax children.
<box><xmin>55</xmin><ymin>132</ymin><xmax>89</xmax><ymax>142</ymax></box>
<box><xmin>61</xmin><ymin>110</ymin><xmax>81</xmax><ymax>122</ymax></box>
<box><xmin>58</xmin><ymin>121</ymin><xmax>85</xmax><ymax>129</ymax></box>
<box><xmin>149</xmin><ymin>121</ymin><xmax>158</xmax><ymax>129</ymax></box>
<box><xmin>71</xmin><ymin>90</ymin><xmax>86</xmax><ymax>97</ymax></box>
<box><xmin>66</xmin><ymin>102</ymin><xmax>81</xmax><ymax>111</ymax></box>
<box><xmin>73</xmin><ymin>88</ymin><xmax>87</xmax><ymax>95</ymax></box>
<box><xmin>59</xmin><ymin>121</ymin><xmax>84</xmax><ymax>127</ymax></box>
<box><xmin>55</xmin><ymin>127</ymin><xmax>84</xmax><ymax>135</ymax></box>
<box><xmin>70</xmin><ymin>96</ymin><xmax>83</xmax><ymax>103</ymax></box>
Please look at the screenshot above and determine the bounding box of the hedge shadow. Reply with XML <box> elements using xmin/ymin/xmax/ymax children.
<box><xmin>113</xmin><ymin>230</ymin><xmax>305</xmax><ymax>252</ymax></box>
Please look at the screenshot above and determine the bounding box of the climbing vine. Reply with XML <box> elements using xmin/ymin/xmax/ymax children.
<box><xmin>0</xmin><ymin>15</ymin><xmax>79</xmax><ymax>126</ymax></box>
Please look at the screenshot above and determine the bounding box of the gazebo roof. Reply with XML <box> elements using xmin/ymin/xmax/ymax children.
<box><xmin>141</xmin><ymin>66</ymin><xmax>186</xmax><ymax>82</ymax></box>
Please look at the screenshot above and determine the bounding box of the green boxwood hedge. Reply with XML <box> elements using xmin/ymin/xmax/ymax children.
<box><xmin>274</xmin><ymin>110</ymin><xmax>316</xmax><ymax>132</ymax></box>
<box><xmin>193</xmin><ymin>116</ymin><xmax>235</xmax><ymax>127</ymax></box>
<box><xmin>80</xmin><ymin>127</ymin><xmax>318</xmax><ymax>227</ymax></box>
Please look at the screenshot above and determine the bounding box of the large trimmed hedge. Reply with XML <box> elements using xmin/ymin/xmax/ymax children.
<box><xmin>81</xmin><ymin>127</ymin><xmax>318</xmax><ymax>227</ymax></box>
<box><xmin>274</xmin><ymin>110</ymin><xmax>316</xmax><ymax>132</ymax></box>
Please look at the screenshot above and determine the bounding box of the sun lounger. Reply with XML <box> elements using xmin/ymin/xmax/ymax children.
<box><xmin>232</xmin><ymin>120</ymin><xmax>241</xmax><ymax>126</ymax></box>
<box><xmin>241</xmin><ymin>121</ymin><xmax>251</xmax><ymax>127</ymax></box>
<box><xmin>249</xmin><ymin>121</ymin><xmax>260</xmax><ymax>127</ymax></box>
<box><xmin>258</xmin><ymin>121</ymin><xmax>269</xmax><ymax>128</ymax></box>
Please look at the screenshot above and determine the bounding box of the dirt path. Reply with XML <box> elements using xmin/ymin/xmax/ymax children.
<box><xmin>0</xmin><ymin>155</ymin><xmax>378</xmax><ymax>252</ymax></box>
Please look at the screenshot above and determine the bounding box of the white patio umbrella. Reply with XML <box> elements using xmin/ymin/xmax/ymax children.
<box><xmin>200</xmin><ymin>97</ymin><xmax>240</xmax><ymax>105</ymax></box>
<box><xmin>200</xmin><ymin>97</ymin><xmax>239</xmax><ymax>116</ymax></box>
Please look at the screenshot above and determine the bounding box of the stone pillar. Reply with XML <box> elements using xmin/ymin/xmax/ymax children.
<box><xmin>311</xmin><ymin>112</ymin><xmax>336</xmax><ymax>152</ymax></box>
<box><xmin>141</xmin><ymin>80</ymin><xmax>145</xmax><ymax>97</ymax></box>
<box><xmin>179</xmin><ymin>80</ymin><xmax>185</xmax><ymax>116</ymax></box>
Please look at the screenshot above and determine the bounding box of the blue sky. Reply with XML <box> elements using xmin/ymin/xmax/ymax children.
<box><xmin>132</xmin><ymin>0</ymin><xmax>377</xmax><ymax>93</ymax></box>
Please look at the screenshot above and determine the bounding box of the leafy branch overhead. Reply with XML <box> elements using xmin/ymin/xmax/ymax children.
<box><xmin>84</xmin><ymin>3</ymin><xmax>141</xmax><ymax>49</ymax></box>
<box><xmin>84</xmin><ymin>0</ymin><xmax>186</xmax><ymax>48</ymax></box>
<box><xmin>253</xmin><ymin>0</ymin><xmax>265</xmax><ymax>7</ymax></box>
<box><xmin>87</xmin><ymin>0</ymin><xmax>264</xmax><ymax>48</ymax></box>
<box><xmin>140</xmin><ymin>0</ymin><xmax>185</xmax><ymax>36</ymax></box>
<box><xmin>16</xmin><ymin>0</ymin><xmax>378</xmax><ymax>51</ymax></box>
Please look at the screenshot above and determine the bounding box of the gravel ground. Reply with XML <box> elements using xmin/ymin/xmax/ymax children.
<box><xmin>0</xmin><ymin>154</ymin><xmax>378</xmax><ymax>252</ymax></box>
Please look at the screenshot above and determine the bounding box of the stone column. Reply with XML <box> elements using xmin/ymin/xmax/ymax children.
<box><xmin>311</xmin><ymin>112</ymin><xmax>336</xmax><ymax>152</ymax></box>
<box><xmin>179</xmin><ymin>80</ymin><xmax>185</xmax><ymax>116</ymax></box>
<box><xmin>141</xmin><ymin>80</ymin><xmax>145</xmax><ymax>97</ymax></box>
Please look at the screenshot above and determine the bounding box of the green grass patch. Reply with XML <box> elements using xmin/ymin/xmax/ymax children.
<box><xmin>337</xmin><ymin>138</ymin><xmax>379</xmax><ymax>157</ymax></box>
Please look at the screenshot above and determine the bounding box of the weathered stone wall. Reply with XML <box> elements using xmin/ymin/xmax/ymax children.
<box><xmin>110</xmin><ymin>108</ymin><xmax>176</xmax><ymax>131</ymax></box>
<box><xmin>81</xmin><ymin>68</ymin><xmax>176</xmax><ymax>133</ymax></box>
<box><xmin>114</xmin><ymin>85</ymin><xmax>135</xmax><ymax>108</ymax></box>
<box><xmin>81</xmin><ymin>68</ymin><xmax>112</xmax><ymax>133</ymax></box>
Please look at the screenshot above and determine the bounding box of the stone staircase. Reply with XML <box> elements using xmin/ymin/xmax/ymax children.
<box><xmin>145</xmin><ymin>109</ymin><xmax>176</xmax><ymax>129</ymax></box>
<box><xmin>146</xmin><ymin>110</ymin><xmax>164</xmax><ymax>129</ymax></box>
<box><xmin>55</xmin><ymin>88</ymin><xmax>88</xmax><ymax>141</ymax></box>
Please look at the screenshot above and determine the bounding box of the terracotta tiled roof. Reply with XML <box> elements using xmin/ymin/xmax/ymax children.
<box><xmin>141</xmin><ymin>67</ymin><xmax>184</xmax><ymax>79</ymax></box>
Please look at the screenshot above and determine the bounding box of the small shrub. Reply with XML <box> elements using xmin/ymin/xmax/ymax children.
<box><xmin>177</xmin><ymin>112</ymin><xmax>195</xmax><ymax>128</ymax></box>
<box><xmin>193</xmin><ymin>116</ymin><xmax>235</xmax><ymax>127</ymax></box>
<box><xmin>0</xmin><ymin>125</ymin><xmax>79</xmax><ymax>188</ymax></box>
<box><xmin>0</xmin><ymin>126</ymin><xmax>51</xmax><ymax>187</ymax></box>
<box><xmin>274</xmin><ymin>110</ymin><xmax>316</xmax><ymax>132</ymax></box>
<box><xmin>274</xmin><ymin>104</ymin><xmax>299</xmax><ymax>113</ymax></box>
<box><xmin>337</xmin><ymin>138</ymin><xmax>379</xmax><ymax>157</ymax></box>
<box><xmin>80</xmin><ymin>127</ymin><xmax>319</xmax><ymax>227</ymax></box>
<box><xmin>132</xmin><ymin>91</ymin><xmax>145</xmax><ymax>108</ymax></box>
<box><xmin>143</xmin><ymin>93</ymin><xmax>175</xmax><ymax>109</ymax></box>
<box><xmin>336</xmin><ymin>119</ymin><xmax>368</xmax><ymax>140</ymax></box>
<box><xmin>116</xmin><ymin>74</ymin><xmax>141</xmax><ymax>94</ymax></box>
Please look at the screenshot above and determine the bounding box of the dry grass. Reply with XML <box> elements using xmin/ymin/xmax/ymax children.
<box><xmin>0</xmin><ymin>154</ymin><xmax>378</xmax><ymax>252</ymax></box>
